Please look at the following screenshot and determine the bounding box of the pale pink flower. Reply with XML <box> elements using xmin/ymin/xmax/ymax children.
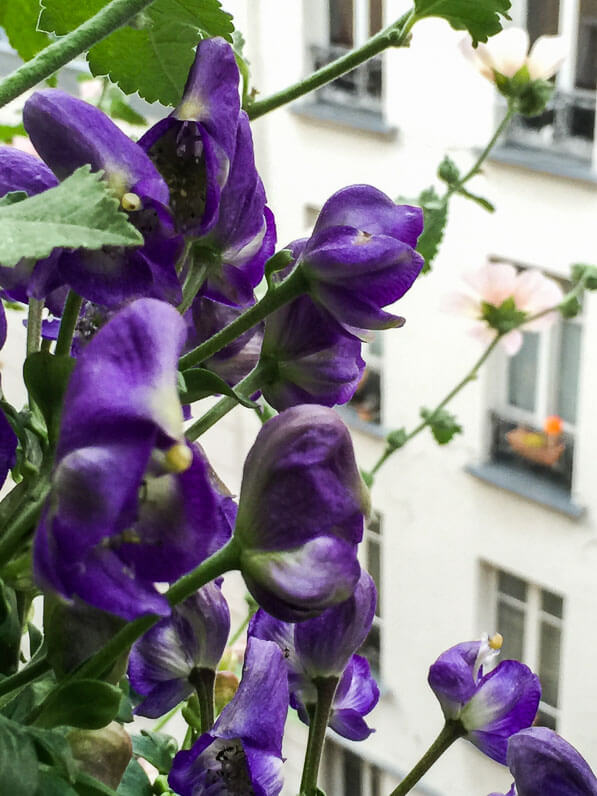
<box><xmin>444</xmin><ymin>262</ymin><xmax>564</xmax><ymax>355</ymax></box>
<box><xmin>460</xmin><ymin>28</ymin><xmax>566</xmax><ymax>83</ymax></box>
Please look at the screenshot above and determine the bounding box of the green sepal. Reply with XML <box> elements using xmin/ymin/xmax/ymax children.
<box><xmin>131</xmin><ymin>730</ymin><xmax>178</xmax><ymax>774</ymax></box>
<box><xmin>179</xmin><ymin>368</ymin><xmax>258</xmax><ymax>409</ymax></box>
<box><xmin>23</xmin><ymin>352</ymin><xmax>76</xmax><ymax>446</ymax></box>
<box><xmin>265</xmin><ymin>249</ymin><xmax>294</xmax><ymax>289</ymax></box>
<box><xmin>571</xmin><ymin>263</ymin><xmax>597</xmax><ymax>290</ymax></box>
<box><xmin>420</xmin><ymin>407</ymin><xmax>463</xmax><ymax>445</ymax></box>
<box><xmin>480</xmin><ymin>297</ymin><xmax>527</xmax><ymax>333</ymax></box>
<box><xmin>34</xmin><ymin>679</ymin><xmax>123</xmax><ymax>730</ymax></box>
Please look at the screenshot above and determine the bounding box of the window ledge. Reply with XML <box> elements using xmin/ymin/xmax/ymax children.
<box><xmin>291</xmin><ymin>101</ymin><xmax>397</xmax><ymax>139</ymax></box>
<box><xmin>336</xmin><ymin>406</ymin><xmax>388</xmax><ymax>439</ymax></box>
<box><xmin>466</xmin><ymin>461</ymin><xmax>585</xmax><ymax>519</ymax></box>
<box><xmin>489</xmin><ymin>144</ymin><xmax>597</xmax><ymax>185</ymax></box>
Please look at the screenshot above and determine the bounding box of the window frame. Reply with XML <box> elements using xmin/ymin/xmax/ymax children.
<box><xmin>358</xmin><ymin>510</ymin><xmax>384</xmax><ymax>678</ymax></box>
<box><xmin>322</xmin><ymin>739</ymin><xmax>384</xmax><ymax>796</ymax></box>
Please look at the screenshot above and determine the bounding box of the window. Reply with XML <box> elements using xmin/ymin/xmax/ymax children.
<box><xmin>505</xmin><ymin>0</ymin><xmax>597</xmax><ymax>166</ymax></box>
<box><xmin>322</xmin><ymin>740</ymin><xmax>384</xmax><ymax>796</ymax></box>
<box><xmin>305</xmin><ymin>0</ymin><xmax>383</xmax><ymax>113</ymax></box>
<box><xmin>348</xmin><ymin>332</ymin><xmax>383</xmax><ymax>426</ymax></box>
<box><xmin>487</xmin><ymin>566</ymin><xmax>564</xmax><ymax>730</ymax></box>
<box><xmin>489</xmin><ymin>274</ymin><xmax>582</xmax><ymax>494</ymax></box>
<box><xmin>358</xmin><ymin>511</ymin><xmax>383</xmax><ymax>676</ymax></box>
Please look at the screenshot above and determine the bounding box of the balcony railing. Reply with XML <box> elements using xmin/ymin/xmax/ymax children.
<box><xmin>309</xmin><ymin>44</ymin><xmax>382</xmax><ymax>113</ymax></box>
<box><xmin>504</xmin><ymin>88</ymin><xmax>596</xmax><ymax>164</ymax></box>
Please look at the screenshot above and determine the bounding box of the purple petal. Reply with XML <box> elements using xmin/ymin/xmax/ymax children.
<box><xmin>428</xmin><ymin>641</ymin><xmax>481</xmax><ymax>719</ymax></box>
<box><xmin>0</xmin><ymin>408</ymin><xmax>17</xmax><ymax>488</ymax></box>
<box><xmin>132</xmin><ymin>679</ymin><xmax>193</xmax><ymax>719</ymax></box>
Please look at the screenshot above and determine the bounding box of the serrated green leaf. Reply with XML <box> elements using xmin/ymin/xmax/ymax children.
<box><xmin>0</xmin><ymin>191</ymin><xmax>28</xmax><ymax>207</ymax></box>
<box><xmin>131</xmin><ymin>730</ymin><xmax>177</xmax><ymax>775</ymax></box>
<box><xmin>0</xmin><ymin>715</ymin><xmax>39</xmax><ymax>795</ymax></box>
<box><xmin>0</xmin><ymin>0</ymin><xmax>51</xmax><ymax>61</ymax></box>
<box><xmin>35</xmin><ymin>679</ymin><xmax>122</xmax><ymax>729</ymax></box>
<box><xmin>0</xmin><ymin>166</ymin><xmax>143</xmax><ymax>268</ymax></box>
<box><xmin>28</xmin><ymin>726</ymin><xmax>77</xmax><ymax>781</ymax></box>
<box><xmin>413</xmin><ymin>0</ymin><xmax>511</xmax><ymax>45</ymax></box>
<box><xmin>39</xmin><ymin>0</ymin><xmax>235</xmax><ymax>106</ymax></box>
<box><xmin>23</xmin><ymin>352</ymin><xmax>75</xmax><ymax>444</ymax></box>
<box><xmin>420</xmin><ymin>407</ymin><xmax>463</xmax><ymax>445</ymax></box>
<box><xmin>415</xmin><ymin>187</ymin><xmax>448</xmax><ymax>273</ymax></box>
<box><xmin>456</xmin><ymin>186</ymin><xmax>495</xmax><ymax>212</ymax></box>
<box><xmin>180</xmin><ymin>368</ymin><xmax>258</xmax><ymax>408</ymax></box>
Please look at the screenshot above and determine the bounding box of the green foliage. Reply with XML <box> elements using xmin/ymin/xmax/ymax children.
<box><xmin>131</xmin><ymin>730</ymin><xmax>178</xmax><ymax>774</ymax></box>
<box><xmin>0</xmin><ymin>124</ymin><xmax>27</xmax><ymax>143</ymax></box>
<box><xmin>437</xmin><ymin>155</ymin><xmax>460</xmax><ymax>186</ymax></box>
<box><xmin>0</xmin><ymin>579</ymin><xmax>20</xmax><ymax>675</ymax></box>
<box><xmin>0</xmin><ymin>166</ymin><xmax>143</xmax><ymax>268</ymax></box>
<box><xmin>413</xmin><ymin>0</ymin><xmax>511</xmax><ymax>45</ymax></box>
<box><xmin>0</xmin><ymin>0</ymin><xmax>51</xmax><ymax>61</ymax></box>
<box><xmin>420</xmin><ymin>407</ymin><xmax>463</xmax><ymax>445</ymax></box>
<box><xmin>39</xmin><ymin>0</ymin><xmax>235</xmax><ymax>106</ymax></box>
<box><xmin>0</xmin><ymin>715</ymin><xmax>39</xmax><ymax>794</ymax></box>
<box><xmin>265</xmin><ymin>248</ymin><xmax>294</xmax><ymax>288</ymax></box>
<box><xmin>414</xmin><ymin>187</ymin><xmax>448</xmax><ymax>273</ymax></box>
<box><xmin>480</xmin><ymin>297</ymin><xmax>526</xmax><ymax>333</ymax></box>
<box><xmin>179</xmin><ymin>368</ymin><xmax>259</xmax><ymax>408</ymax></box>
<box><xmin>23</xmin><ymin>353</ymin><xmax>75</xmax><ymax>445</ymax></box>
<box><xmin>386</xmin><ymin>427</ymin><xmax>408</xmax><ymax>451</ymax></box>
<box><xmin>35</xmin><ymin>768</ymin><xmax>79</xmax><ymax>796</ymax></box>
<box><xmin>98</xmin><ymin>84</ymin><xmax>147</xmax><ymax>126</ymax></box>
<box><xmin>559</xmin><ymin>294</ymin><xmax>582</xmax><ymax>319</ymax></box>
<box><xmin>456</xmin><ymin>186</ymin><xmax>495</xmax><ymax>212</ymax></box>
<box><xmin>116</xmin><ymin>758</ymin><xmax>152</xmax><ymax>796</ymax></box>
<box><xmin>35</xmin><ymin>679</ymin><xmax>122</xmax><ymax>729</ymax></box>
<box><xmin>572</xmin><ymin>263</ymin><xmax>597</xmax><ymax>290</ymax></box>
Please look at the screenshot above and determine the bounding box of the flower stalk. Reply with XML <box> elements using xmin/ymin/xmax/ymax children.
<box><xmin>299</xmin><ymin>676</ymin><xmax>339</xmax><ymax>796</ymax></box>
<box><xmin>389</xmin><ymin>720</ymin><xmax>465</xmax><ymax>796</ymax></box>
<box><xmin>55</xmin><ymin>291</ymin><xmax>83</xmax><ymax>357</ymax></box>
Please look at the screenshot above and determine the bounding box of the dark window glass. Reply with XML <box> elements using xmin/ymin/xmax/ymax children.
<box><xmin>343</xmin><ymin>749</ymin><xmax>363</xmax><ymax>796</ymax></box>
<box><xmin>497</xmin><ymin>600</ymin><xmax>525</xmax><ymax>661</ymax></box>
<box><xmin>527</xmin><ymin>0</ymin><xmax>560</xmax><ymax>44</ymax></box>
<box><xmin>498</xmin><ymin>571</ymin><xmax>528</xmax><ymax>602</ymax></box>
<box><xmin>360</xmin><ymin>623</ymin><xmax>381</xmax><ymax>676</ymax></box>
<box><xmin>367</xmin><ymin>538</ymin><xmax>381</xmax><ymax>617</ymax></box>
<box><xmin>536</xmin><ymin>708</ymin><xmax>558</xmax><ymax>730</ymax></box>
<box><xmin>542</xmin><ymin>589</ymin><xmax>564</xmax><ymax>618</ymax></box>
<box><xmin>539</xmin><ymin>622</ymin><xmax>561</xmax><ymax>707</ymax></box>
<box><xmin>330</xmin><ymin>0</ymin><xmax>354</xmax><ymax>46</ymax></box>
<box><xmin>370</xmin><ymin>765</ymin><xmax>381</xmax><ymax>796</ymax></box>
<box><xmin>577</xmin><ymin>0</ymin><xmax>597</xmax><ymax>89</ymax></box>
<box><xmin>369</xmin><ymin>0</ymin><xmax>383</xmax><ymax>36</ymax></box>
<box><xmin>557</xmin><ymin>321</ymin><xmax>581</xmax><ymax>424</ymax></box>
<box><xmin>508</xmin><ymin>332</ymin><xmax>539</xmax><ymax>412</ymax></box>
<box><xmin>348</xmin><ymin>366</ymin><xmax>381</xmax><ymax>424</ymax></box>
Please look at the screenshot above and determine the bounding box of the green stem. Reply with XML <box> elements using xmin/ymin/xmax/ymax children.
<box><xmin>185</xmin><ymin>365</ymin><xmax>269</xmax><ymax>441</ymax></box>
<box><xmin>26</xmin><ymin>298</ymin><xmax>44</xmax><ymax>356</ymax></box>
<box><xmin>55</xmin><ymin>291</ymin><xmax>83</xmax><ymax>357</ymax></box>
<box><xmin>0</xmin><ymin>477</ymin><xmax>51</xmax><ymax>568</ymax></box>
<box><xmin>447</xmin><ymin>104</ymin><xmax>515</xmax><ymax>196</ymax></box>
<box><xmin>389</xmin><ymin>721</ymin><xmax>464</xmax><ymax>796</ymax></box>
<box><xmin>177</xmin><ymin>264</ymin><xmax>208</xmax><ymax>315</ymax></box>
<box><xmin>188</xmin><ymin>668</ymin><xmax>216</xmax><ymax>733</ymax></box>
<box><xmin>0</xmin><ymin>0</ymin><xmax>160</xmax><ymax>108</ymax></box>
<box><xmin>0</xmin><ymin>656</ymin><xmax>51</xmax><ymax>699</ymax></box>
<box><xmin>299</xmin><ymin>677</ymin><xmax>339</xmax><ymax>796</ymax></box>
<box><xmin>247</xmin><ymin>10</ymin><xmax>416</xmax><ymax>120</ymax></box>
<box><xmin>179</xmin><ymin>268</ymin><xmax>307</xmax><ymax>371</ymax></box>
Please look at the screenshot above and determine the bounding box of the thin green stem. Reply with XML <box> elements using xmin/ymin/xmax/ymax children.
<box><xmin>299</xmin><ymin>677</ymin><xmax>339</xmax><ymax>796</ymax></box>
<box><xmin>179</xmin><ymin>268</ymin><xmax>307</xmax><ymax>371</ymax></box>
<box><xmin>0</xmin><ymin>477</ymin><xmax>51</xmax><ymax>568</ymax></box>
<box><xmin>0</xmin><ymin>0</ymin><xmax>160</xmax><ymax>108</ymax></box>
<box><xmin>0</xmin><ymin>656</ymin><xmax>51</xmax><ymax>699</ymax></box>
<box><xmin>177</xmin><ymin>265</ymin><xmax>208</xmax><ymax>315</ymax></box>
<box><xmin>389</xmin><ymin>721</ymin><xmax>464</xmax><ymax>796</ymax></box>
<box><xmin>248</xmin><ymin>10</ymin><xmax>416</xmax><ymax>120</ymax></box>
<box><xmin>26</xmin><ymin>298</ymin><xmax>44</xmax><ymax>356</ymax></box>
<box><xmin>55</xmin><ymin>291</ymin><xmax>83</xmax><ymax>357</ymax></box>
<box><xmin>188</xmin><ymin>668</ymin><xmax>216</xmax><ymax>733</ymax></box>
<box><xmin>185</xmin><ymin>365</ymin><xmax>269</xmax><ymax>441</ymax></box>
<box><xmin>228</xmin><ymin>612</ymin><xmax>251</xmax><ymax>647</ymax></box>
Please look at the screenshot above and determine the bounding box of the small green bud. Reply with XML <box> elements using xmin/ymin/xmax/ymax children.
<box><xmin>559</xmin><ymin>295</ymin><xmax>582</xmax><ymax>319</ymax></box>
<box><xmin>386</xmin><ymin>427</ymin><xmax>407</xmax><ymax>451</ymax></box>
<box><xmin>438</xmin><ymin>156</ymin><xmax>460</xmax><ymax>186</ymax></box>
<box><xmin>571</xmin><ymin>263</ymin><xmax>597</xmax><ymax>290</ymax></box>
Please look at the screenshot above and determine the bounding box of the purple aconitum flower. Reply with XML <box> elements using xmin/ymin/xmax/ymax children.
<box><xmin>33</xmin><ymin>299</ymin><xmax>235</xmax><ymax>619</ymax></box>
<box><xmin>22</xmin><ymin>91</ymin><xmax>183</xmax><ymax>308</ymax></box>
<box><xmin>260</xmin><ymin>294</ymin><xmax>365</xmax><ymax>411</ymax></box>
<box><xmin>234</xmin><ymin>405</ymin><xmax>369</xmax><ymax>621</ymax></box>
<box><xmin>140</xmin><ymin>37</ymin><xmax>240</xmax><ymax>237</ymax></box>
<box><xmin>490</xmin><ymin>727</ymin><xmax>597</xmax><ymax>796</ymax></box>
<box><xmin>187</xmin><ymin>295</ymin><xmax>263</xmax><ymax>387</ymax></box>
<box><xmin>428</xmin><ymin>635</ymin><xmax>541</xmax><ymax>764</ymax></box>
<box><xmin>128</xmin><ymin>580</ymin><xmax>230</xmax><ymax>718</ymax></box>
<box><xmin>250</xmin><ymin>571</ymin><xmax>379</xmax><ymax>741</ymax></box>
<box><xmin>169</xmin><ymin>637</ymin><xmax>288</xmax><ymax>796</ymax></box>
<box><xmin>0</xmin><ymin>306</ymin><xmax>17</xmax><ymax>489</ymax></box>
<box><xmin>290</xmin><ymin>185</ymin><xmax>424</xmax><ymax>339</ymax></box>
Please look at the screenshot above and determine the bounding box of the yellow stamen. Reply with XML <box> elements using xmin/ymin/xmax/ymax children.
<box><xmin>164</xmin><ymin>443</ymin><xmax>193</xmax><ymax>474</ymax></box>
<box><xmin>489</xmin><ymin>632</ymin><xmax>503</xmax><ymax>651</ymax></box>
<box><xmin>121</xmin><ymin>192</ymin><xmax>142</xmax><ymax>212</ymax></box>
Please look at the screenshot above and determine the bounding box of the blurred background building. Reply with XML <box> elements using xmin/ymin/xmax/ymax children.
<box><xmin>1</xmin><ymin>0</ymin><xmax>597</xmax><ymax>793</ymax></box>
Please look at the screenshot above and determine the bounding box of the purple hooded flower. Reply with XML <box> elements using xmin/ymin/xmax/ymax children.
<box><xmin>128</xmin><ymin>580</ymin><xmax>230</xmax><ymax>718</ymax></box>
<box><xmin>501</xmin><ymin>727</ymin><xmax>597</xmax><ymax>796</ymax></box>
<box><xmin>140</xmin><ymin>37</ymin><xmax>240</xmax><ymax>237</ymax></box>
<box><xmin>33</xmin><ymin>299</ymin><xmax>235</xmax><ymax>619</ymax></box>
<box><xmin>0</xmin><ymin>408</ymin><xmax>17</xmax><ymax>492</ymax></box>
<box><xmin>187</xmin><ymin>295</ymin><xmax>263</xmax><ymax>387</ymax></box>
<box><xmin>234</xmin><ymin>405</ymin><xmax>369</xmax><ymax>621</ymax></box>
<box><xmin>196</xmin><ymin>112</ymin><xmax>276</xmax><ymax>307</ymax></box>
<box><xmin>250</xmin><ymin>572</ymin><xmax>379</xmax><ymax>741</ymax></box>
<box><xmin>22</xmin><ymin>91</ymin><xmax>182</xmax><ymax>307</ymax></box>
<box><xmin>428</xmin><ymin>636</ymin><xmax>541</xmax><ymax>764</ymax></box>
<box><xmin>260</xmin><ymin>294</ymin><xmax>365</xmax><ymax>411</ymax></box>
<box><xmin>290</xmin><ymin>186</ymin><xmax>424</xmax><ymax>339</ymax></box>
<box><xmin>169</xmin><ymin>637</ymin><xmax>288</xmax><ymax>796</ymax></box>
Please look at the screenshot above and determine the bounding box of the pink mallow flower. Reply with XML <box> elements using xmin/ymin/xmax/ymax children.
<box><xmin>444</xmin><ymin>262</ymin><xmax>564</xmax><ymax>355</ymax></box>
<box><xmin>460</xmin><ymin>28</ymin><xmax>567</xmax><ymax>83</ymax></box>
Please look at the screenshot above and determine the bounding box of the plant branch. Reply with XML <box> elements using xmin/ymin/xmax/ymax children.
<box><xmin>26</xmin><ymin>299</ymin><xmax>44</xmax><ymax>356</ymax></box>
<box><xmin>0</xmin><ymin>656</ymin><xmax>51</xmax><ymax>699</ymax></box>
<box><xmin>299</xmin><ymin>677</ymin><xmax>339</xmax><ymax>796</ymax></box>
<box><xmin>0</xmin><ymin>0</ymin><xmax>160</xmax><ymax>108</ymax></box>
<box><xmin>55</xmin><ymin>291</ymin><xmax>83</xmax><ymax>357</ymax></box>
<box><xmin>0</xmin><ymin>477</ymin><xmax>51</xmax><ymax>568</ymax></box>
<box><xmin>247</xmin><ymin>10</ymin><xmax>416</xmax><ymax>120</ymax></box>
<box><xmin>389</xmin><ymin>721</ymin><xmax>464</xmax><ymax>796</ymax></box>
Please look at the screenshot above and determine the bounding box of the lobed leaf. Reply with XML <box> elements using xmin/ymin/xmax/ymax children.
<box><xmin>413</xmin><ymin>0</ymin><xmax>511</xmax><ymax>45</ymax></box>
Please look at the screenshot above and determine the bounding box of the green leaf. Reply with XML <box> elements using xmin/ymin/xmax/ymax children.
<box><xmin>413</xmin><ymin>0</ymin><xmax>511</xmax><ymax>45</ymax></box>
<box><xmin>415</xmin><ymin>187</ymin><xmax>448</xmax><ymax>273</ymax></box>
<box><xmin>456</xmin><ymin>186</ymin><xmax>495</xmax><ymax>212</ymax></box>
<box><xmin>0</xmin><ymin>715</ymin><xmax>39</xmax><ymax>795</ymax></box>
<box><xmin>100</xmin><ymin>85</ymin><xmax>147</xmax><ymax>126</ymax></box>
<box><xmin>179</xmin><ymin>368</ymin><xmax>258</xmax><ymax>409</ymax></box>
<box><xmin>480</xmin><ymin>296</ymin><xmax>526</xmax><ymax>333</ymax></box>
<box><xmin>386</xmin><ymin>427</ymin><xmax>408</xmax><ymax>451</ymax></box>
<box><xmin>39</xmin><ymin>0</ymin><xmax>235</xmax><ymax>106</ymax></box>
<box><xmin>0</xmin><ymin>166</ymin><xmax>143</xmax><ymax>268</ymax></box>
<box><xmin>571</xmin><ymin>263</ymin><xmax>597</xmax><ymax>290</ymax></box>
<box><xmin>35</xmin><ymin>679</ymin><xmax>122</xmax><ymax>729</ymax></box>
<box><xmin>74</xmin><ymin>771</ymin><xmax>119</xmax><ymax>796</ymax></box>
<box><xmin>35</xmin><ymin>768</ymin><xmax>79</xmax><ymax>796</ymax></box>
<box><xmin>28</xmin><ymin>726</ymin><xmax>77</xmax><ymax>781</ymax></box>
<box><xmin>0</xmin><ymin>580</ymin><xmax>20</xmax><ymax>676</ymax></box>
<box><xmin>116</xmin><ymin>758</ymin><xmax>152</xmax><ymax>796</ymax></box>
<box><xmin>23</xmin><ymin>352</ymin><xmax>75</xmax><ymax>445</ymax></box>
<box><xmin>0</xmin><ymin>0</ymin><xmax>52</xmax><ymax>61</ymax></box>
<box><xmin>131</xmin><ymin>730</ymin><xmax>177</xmax><ymax>775</ymax></box>
<box><xmin>559</xmin><ymin>294</ymin><xmax>582</xmax><ymax>319</ymax></box>
<box><xmin>420</xmin><ymin>407</ymin><xmax>463</xmax><ymax>445</ymax></box>
<box><xmin>0</xmin><ymin>191</ymin><xmax>28</xmax><ymax>207</ymax></box>
<box><xmin>0</xmin><ymin>124</ymin><xmax>27</xmax><ymax>143</ymax></box>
